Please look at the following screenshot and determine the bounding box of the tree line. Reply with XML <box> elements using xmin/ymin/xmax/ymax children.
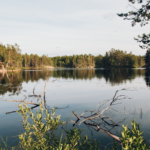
<box><xmin>47</xmin><ymin>49</ymin><xmax>145</xmax><ymax>68</ymax></box>
<box><xmin>95</xmin><ymin>48</ymin><xmax>145</xmax><ymax>68</ymax></box>
<box><xmin>52</xmin><ymin>54</ymin><xmax>95</xmax><ymax>68</ymax></box>
<box><xmin>0</xmin><ymin>43</ymin><xmax>146</xmax><ymax>68</ymax></box>
<box><xmin>0</xmin><ymin>43</ymin><xmax>53</xmax><ymax>68</ymax></box>
<box><xmin>0</xmin><ymin>43</ymin><xmax>22</xmax><ymax>68</ymax></box>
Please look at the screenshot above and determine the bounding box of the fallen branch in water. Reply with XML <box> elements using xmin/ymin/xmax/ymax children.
<box><xmin>4</xmin><ymin>78</ymin><xmax>60</xmax><ymax>115</ymax></box>
<box><xmin>5</xmin><ymin>100</ymin><xmax>39</xmax><ymax>106</ymax></box>
<box><xmin>72</xmin><ymin>88</ymin><xmax>130</xmax><ymax>142</ymax></box>
<box><xmin>73</xmin><ymin>111</ymin><xmax>80</xmax><ymax>120</ymax></box>
<box><xmin>6</xmin><ymin>105</ymin><xmax>39</xmax><ymax>115</ymax></box>
<box><xmin>5</xmin><ymin>100</ymin><xmax>39</xmax><ymax>114</ymax></box>
<box><xmin>33</xmin><ymin>83</ymin><xmax>39</xmax><ymax>95</ymax></box>
<box><xmin>84</xmin><ymin>122</ymin><xmax>121</xmax><ymax>142</ymax></box>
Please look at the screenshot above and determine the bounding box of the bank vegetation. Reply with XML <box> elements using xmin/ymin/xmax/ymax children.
<box><xmin>0</xmin><ymin>43</ymin><xmax>146</xmax><ymax>70</ymax></box>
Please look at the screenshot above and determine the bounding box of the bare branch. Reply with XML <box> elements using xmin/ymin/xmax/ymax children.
<box><xmin>5</xmin><ymin>100</ymin><xmax>39</xmax><ymax>106</ymax></box>
<box><xmin>71</xmin><ymin>88</ymin><xmax>131</xmax><ymax>142</ymax></box>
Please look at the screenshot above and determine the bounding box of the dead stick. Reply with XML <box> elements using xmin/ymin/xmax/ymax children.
<box><xmin>97</xmin><ymin>126</ymin><xmax>121</xmax><ymax>142</ymax></box>
<box><xmin>84</xmin><ymin>122</ymin><xmax>121</xmax><ymax>142</ymax></box>
<box><xmin>83</xmin><ymin>106</ymin><xmax>110</xmax><ymax>123</ymax></box>
<box><xmin>5</xmin><ymin>100</ymin><xmax>39</xmax><ymax>106</ymax></box>
<box><xmin>73</xmin><ymin>119</ymin><xmax>80</xmax><ymax>126</ymax></box>
<box><xmin>73</xmin><ymin>111</ymin><xmax>80</xmax><ymax>120</ymax></box>
<box><xmin>6</xmin><ymin>105</ymin><xmax>39</xmax><ymax>115</ymax></box>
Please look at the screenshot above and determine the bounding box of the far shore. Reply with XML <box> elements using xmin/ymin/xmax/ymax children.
<box><xmin>0</xmin><ymin>65</ymin><xmax>146</xmax><ymax>73</ymax></box>
<box><xmin>0</xmin><ymin>69</ymin><xmax>21</xmax><ymax>72</ymax></box>
<box><xmin>0</xmin><ymin>69</ymin><xmax>6</xmax><ymax>72</ymax></box>
<box><xmin>0</xmin><ymin>66</ymin><xmax>54</xmax><ymax>72</ymax></box>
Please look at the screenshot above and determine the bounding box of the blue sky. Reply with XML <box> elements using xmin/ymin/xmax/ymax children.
<box><xmin>0</xmin><ymin>0</ymin><xmax>149</xmax><ymax>56</ymax></box>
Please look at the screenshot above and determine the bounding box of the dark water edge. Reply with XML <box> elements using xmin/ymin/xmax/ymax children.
<box><xmin>0</xmin><ymin>68</ymin><xmax>146</xmax><ymax>95</ymax></box>
<box><xmin>0</xmin><ymin>68</ymin><xmax>150</xmax><ymax>148</ymax></box>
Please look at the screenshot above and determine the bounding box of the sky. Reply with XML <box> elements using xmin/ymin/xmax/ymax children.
<box><xmin>0</xmin><ymin>0</ymin><xmax>149</xmax><ymax>57</ymax></box>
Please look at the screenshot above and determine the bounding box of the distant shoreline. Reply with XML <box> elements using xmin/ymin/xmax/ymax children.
<box><xmin>0</xmin><ymin>65</ymin><xmax>145</xmax><ymax>72</ymax></box>
<box><xmin>0</xmin><ymin>66</ymin><xmax>54</xmax><ymax>72</ymax></box>
<box><xmin>0</xmin><ymin>69</ymin><xmax>21</xmax><ymax>72</ymax></box>
<box><xmin>0</xmin><ymin>69</ymin><xmax>6</xmax><ymax>72</ymax></box>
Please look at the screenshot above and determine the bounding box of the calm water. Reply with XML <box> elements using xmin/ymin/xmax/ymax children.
<box><xmin>0</xmin><ymin>68</ymin><xmax>150</xmax><ymax>148</ymax></box>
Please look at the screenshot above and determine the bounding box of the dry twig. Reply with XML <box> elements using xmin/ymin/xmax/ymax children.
<box><xmin>71</xmin><ymin>88</ymin><xmax>130</xmax><ymax>142</ymax></box>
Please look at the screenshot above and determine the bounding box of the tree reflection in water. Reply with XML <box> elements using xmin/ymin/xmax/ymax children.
<box><xmin>144</xmin><ymin>69</ymin><xmax>150</xmax><ymax>87</ymax></box>
<box><xmin>0</xmin><ymin>68</ymin><xmax>148</xmax><ymax>146</ymax></box>
<box><xmin>0</xmin><ymin>69</ymin><xmax>146</xmax><ymax>95</ymax></box>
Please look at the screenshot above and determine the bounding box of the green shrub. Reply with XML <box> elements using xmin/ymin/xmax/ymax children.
<box><xmin>0</xmin><ymin>137</ymin><xmax>9</xmax><ymax>150</ymax></box>
<box><xmin>1</xmin><ymin>101</ymin><xmax>150</xmax><ymax>150</ymax></box>
<box><xmin>17</xmin><ymin>101</ymin><xmax>100</xmax><ymax>150</ymax></box>
<box><xmin>120</xmin><ymin>119</ymin><xmax>150</xmax><ymax>150</ymax></box>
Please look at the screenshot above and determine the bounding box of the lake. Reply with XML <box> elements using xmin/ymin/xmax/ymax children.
<box><xmin>0</xmin><ymin>68</ymin><xmax>150</xmax><ymax>148</ymax></box>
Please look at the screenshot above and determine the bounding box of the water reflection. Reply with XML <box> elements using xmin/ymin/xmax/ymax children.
<box><xmin>0</xmin><ymin>71</ymin><xmax>22</xmax><ymax>95</ymax></box>
<box><xmin>99</xmin><ymin>69</ymin><xmax>145</xmax><ymax>86</ymax></box>
<box><xmin>0</xmin><ymin>69</ymin><xmax>146</xmax><ymax>95</ymax></box>
<box><xmin>0</xmin><ymin>68</ymin><xmax>149</xmax><ymax>148</ymax></box>
<box><xmin>144</xmin><ymin>69</ymin><xmax>150</xmax><ymax>87</ymax></box>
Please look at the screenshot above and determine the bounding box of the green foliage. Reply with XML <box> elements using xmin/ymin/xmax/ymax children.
<box><xmin>118</xmin><ymin>0</ymin><xmax>150</xmax><ymax>27</ymax></box>
<box><xmin>110</xmin><ymin>140</ymin><xmax>120</xmax><ymax>150</ymax></box>
<box><xmin>0</xmin><ymin>43</ymin><xmax>22</xmax><ymax>68</ymax></box>
<box><xmin>120</xmin><ymin>119</ymin><xmax>150</xmax><ymax>150</ymax></box>
<box><xmin>16</xmin><ymin>101</ymin><xmax>100</xmax><ymax>150</ymax></box>
<box><xmin>22</xmin><ymin>53</ymin><xmax>53</xmax><ymax>68</ymax></box>
<box><xmin>134</xmin><ymin>33</ymin><xmax>150</xmax><ymax>51</ymax></box>
<box><xmin>95</xmin><ymin>49</ymin><xmax>145</xmax><ymax>68</ymax></box>
<box><xmin>1</xmin><ymin>102</ymin><xmax>150</xmax><ymax>149</ymax></box>
<box><xmin>0</xmin><ymin>137</ymin><xmax>9</xmax><ymax>150</ymax></box>
<box><xmin>52</xmin><ymin>54</ymin><xmax>95</xmax><ymax>68</ymax></box>
<box><xmin>17</xmin><ymin>102</ymin><xmax>62</xmax><ymax>149</ymax></box>
<box><xmin>0</xmin><ymin>43</ymin><xmax>146</xmax><ymax>69</ymax></box>
<box><xmin>118</xmin><ymin>0</ymin><xmax>150</xmax><ymax>63</ymax></box>
<box><xmin>51</xmin><ymin>49</ymin><xmax>145</xmax><ymax>68</ymax></box>
<box><xmin>58</xmin><ymin>128</ymin><xmax>100</xmax><ymax>150</ymax></box>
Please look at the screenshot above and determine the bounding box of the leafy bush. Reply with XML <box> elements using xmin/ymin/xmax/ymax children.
<box><xmin>120</xmin><ymin>119</ymin><xmax>150</xmax><ymax>150</ymax></box>
<box><xmin>1</xmin><ymin>102</ymin><xmax>150</xmax><ymax>150</ymax></box>
<box><xmin>17</xmin><ymin>101</ymin><xmax>100</xmax><ymax>150</ymax></box>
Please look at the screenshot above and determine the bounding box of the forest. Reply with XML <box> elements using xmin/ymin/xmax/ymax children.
<box><xmin>0</xmin><ymin>43</ymin><xmax>146</xmax><ymax>69</ymax></box>
<box><xmin>0</xmin><ymin>43</ymin><xmax>53</xmax><ymax>68</ymax></box>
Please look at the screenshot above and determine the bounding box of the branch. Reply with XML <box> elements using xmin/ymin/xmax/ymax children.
<box><xmin>5</xmin><ymin>100</ymin><xmax>39</xmax><ymax>106</ymax></box>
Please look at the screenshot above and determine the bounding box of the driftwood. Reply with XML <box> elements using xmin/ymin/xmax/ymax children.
<box><xmin>73</xmin><ymin>119</ymin><xmax>80</xmax><ymax>126</ymax></box>
<box><xmin>6</xmin><ymin>105</ymin><xmax>39</xmax><ymax>115</ymax></box>
<box><xmin>5</xmin><ymin>78</ymin><xmax>62</xmax><ymax>114</ymax></box>
<box><xmin>5</xmin><ymin>100</ymin><xmax>39</xmax><ymax>106</ymax></box>
<box><xmin>73</xmin><ymin>111</ymin><xmax>80</xmax><ymax>120</ymax></box>
<box><xmin>72</xmin><ymin>111</ymin><xmax>80</xmax><ymax>126</ymax></box>
<box><xmin>5</xmin><ymin>100</ymin><xmax>39</xmax><ymax>114</ymax></box>
<box><xmin>72</xmin><ymin>88</ymin><xmax>131</xmax><ymax>142</ymax></box>
<box><xmin>84</xmin><ymin>122</ymin><xmax>121</xmax><ymax>142</ymax></box>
